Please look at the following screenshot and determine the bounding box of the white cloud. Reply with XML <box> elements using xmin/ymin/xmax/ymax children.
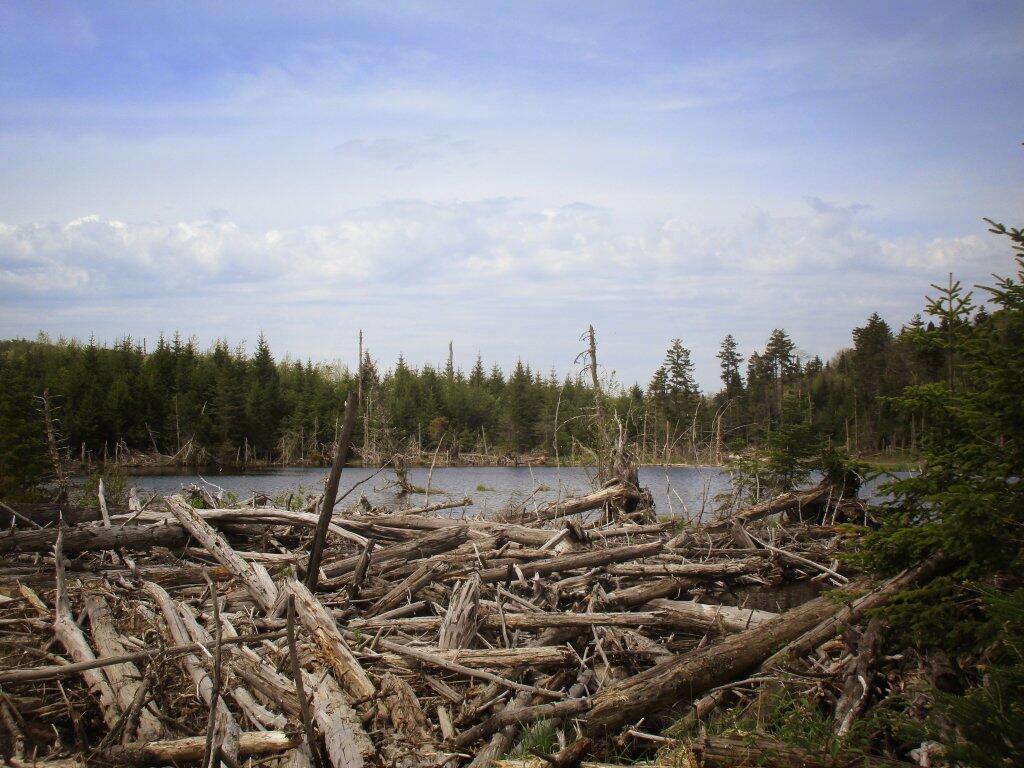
<box><xmin>0</xmin><ymin>199</ymin><xmax>1005</xmax><ymax>300</ymax></box>
<box><xmin>0</xmin><ymin>199</ymin><xmax>1010</xmax><ymax>388</ymax></box>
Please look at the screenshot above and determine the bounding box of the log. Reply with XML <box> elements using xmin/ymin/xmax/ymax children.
<box><xmin>833</xmin><ymin>617</ymin><xmax>885</xmax><ymax>736</ymax></box>
<box><xmin>584</xmin><ymin>594</ymin><xmax>846</xmax><ymax>734</ymax></box>
<box><xmin>605</xmin><ymin>557</ymin><xmax>763</xmax><ymax>578</ymax></box>
<box><xmin>84</xmin><ymin>593</ymin><xmax>164</xmax><ymax>741</ymax></box>
<box><xmin>303</xmin><ymin>668</ymin><xmax>376</xmax><ymax>768</ymax></box>
<box><xmin>763</xmin><ymin>553</ymin><xmax>948</xmax><ymax>668</ymax></box>
<box><xmin>0</xmin><ymin>523</ymin><xmax>188</xmax><ymax>555</ymax></box>
<box><xmin>165</xmin><ymin>495</ymin><xmax>279</xmax><ymax>611</ymax></box>
<box><xmin>704</xmin><ymin>481</ymin><xmax>835</xmax><ymax>532</ymax></box>
<box><xmin>286</xmin><ymin>578</ymin><xmax>376</xmax><ymax>702</ymax></box>
<box><xmin>521</xmin><ymin>484</ymin><xmax>642</xmax><ymax>523</ymax></box>
<box><xmin>368</xmin><ymin>561</ymin><xmax>447</xmax><ymax>617</ymax></box>
<box><xmin>142</xmin><ymin>580</ymin><xmax>241</xmax><ymax>765</ymax></box>
<box><xmin>306</xmin><ymin>390</ymin><xmax>357</xmax><ymax>590</ymax></box>
<box><xmin>371</xmin><ymin>646</ymin><xmax>575</xmax><ymax>671</ymax></box>
<box><xmin>438</xmin><ymin>574</ymin><xmax>479</xmax><ymax>650</ymax></box>
<box><xmin>647</xmin><ymin>599</ymin><xmax>777</xmax><ymax>634</ymax></box>
<box><xmin>104</xmin><ymin>731</ymin><xmax>298</xmax><ymax>767</ymax></box>
<box><xmin>474</xmin><ymin>541</ymin><xmax>664</xmax><ymax>583</ymax></box>
<box><xmin>53</xmin><ymin>531</ymin><xmax>123</xmax><ymax>732</ymax></box>
<box><xmin>321</xmin><ymin>526</ymin><xmax>469</xmax><ymax>585</ymax></box>
<box><xmin>692</xmin><ymin>734</ymin><xmax>905</xmax><ymax>767</ymax></box>
<box><xmin>599</xmin><ymin>578</ymin><xmax>692</xmax><ymax>609</ymax></box>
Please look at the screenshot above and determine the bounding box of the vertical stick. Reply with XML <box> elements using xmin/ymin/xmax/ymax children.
<box><xmin>305</xmin><ymin>391</ymin><xmax>357</xmax><ymax>591</ymax></box>
<box><xmin>202</xmin><ymin>570</ymin><xmax>224</xmax><ymax>768</ymax></box>
<box><xmin>288</xmin><ymin>595</ymin><xmax>324</xmax><ymax>768</ymax></box>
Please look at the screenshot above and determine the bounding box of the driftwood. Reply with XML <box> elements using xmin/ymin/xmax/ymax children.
<box><xmin>0</xmin><ymin>472</ymin><xmax>936</xmax><ymax>768</ymax></box>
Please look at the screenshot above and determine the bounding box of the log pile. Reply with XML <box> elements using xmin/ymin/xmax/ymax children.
<box><xmin>0</xmin><ymin>475</ymin><xmax>935</xmax><ymax>767</ymax></box>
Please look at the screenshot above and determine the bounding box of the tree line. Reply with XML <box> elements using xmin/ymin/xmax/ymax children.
<box><xmin>0</xmin><ymin>288</ymin><xmax>971</xmax><ymax>495</ymax></box>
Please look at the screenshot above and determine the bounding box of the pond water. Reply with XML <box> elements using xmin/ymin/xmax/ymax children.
<box><xmin>128</xmin><ymin>465</ymin><xmax>907</xmax><ymax>520</ymax></box>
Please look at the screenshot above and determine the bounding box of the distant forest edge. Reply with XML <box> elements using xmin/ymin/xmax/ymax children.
<box><xmin>2</xmin><ymin>261</ymin><xmax>981</xmax><ymax>493</ymax></box>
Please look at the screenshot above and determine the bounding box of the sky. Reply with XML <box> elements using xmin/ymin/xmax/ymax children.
<box><xmin>1</xmin><ymin>1</ymin><xmax>1022</xmax><ymax>390</ymax></box>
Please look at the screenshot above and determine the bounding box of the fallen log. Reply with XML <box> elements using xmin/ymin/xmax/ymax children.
<box><xmin>8</xmin><ymin>731</ymin><xmax>300</xmax><ymax>767</ymax></box>
<box><xmin>647</xmin><ymin>599</ymin><xmax>778</xmax><ymax>634</ymax></box>
<box><xmin>474</xmin><ymin>541</ymin><xmax>664</xmax><ymax>583</ymax></box>
<box><xmin>605</xmin><ymin>558</ymin><xmax>763</xmax><ymax>579</ymax></box>
<box><xmin>704</xmin><ymin>481</ymin><xmax>835</xmax><ymax>533</ymax></box>
<box><xmin>584</xmin><ymin>593</ymin><xmax>846</xmax><ymax>734</ymax></box>
<box><xmin>0</xmin><ymin>523</ymin><xmax>188</xmax><ymax>555</ymax></box>
<box><xmin>692</xmin><ymin>734</ymin><xmax>906</xmax><ymax>767</ymax></box>
<box><xmin>763</xmin><ymin>552</ymin><xmax>948</xmax><ymax>668</ymax></box>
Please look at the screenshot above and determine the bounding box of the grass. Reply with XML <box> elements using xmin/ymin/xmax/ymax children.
<box><xmin>476</xmin><ymin>483</ymin><xmax>497</xmax><ymax>492</ymax></box>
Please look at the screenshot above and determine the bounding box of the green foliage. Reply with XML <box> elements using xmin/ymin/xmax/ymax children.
<box><xmin>936</xmin><ymin>588</ymin><xmax>1024</xmax><ymax>766</ymax></box>
<box><xmin>74</xmin><ymin>469</ymin><xmax>130</xmax><ymax>509</ymax></box>
<box><xmin>858</xmin><ymin>221</ymin><xmax>1024</xmax><ymax>649</ymax></box>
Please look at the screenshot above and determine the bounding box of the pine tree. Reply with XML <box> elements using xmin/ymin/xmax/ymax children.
<box><xmin>717</xmin><ymin>334</ymin><xmax>744</xmax><ymax>394</ymax></box>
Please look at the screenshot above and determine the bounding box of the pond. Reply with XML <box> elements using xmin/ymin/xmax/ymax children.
<box><xmin>127</xmin><ymin>465</ymin><xmax>908</xmax><ymax>520</ymax></box>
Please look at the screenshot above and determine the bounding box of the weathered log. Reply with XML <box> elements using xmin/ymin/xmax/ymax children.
<box><xmin>520</xmin><ymin>484</ymin><xmax>642</xmax><ymax>523</ymax></box>
<box><xmin>605</xmin><ymin>557</ymin><xmax>763</xmax><ymax>578</ymax></box>
<box><xmin>474</xmin><ymin>541</ymin><xmax>663</xmax><ymax>583</ymax></box>
<box><xmin>306</xmin><ymin>390</ymin><xmax>357</xmax><ymax>591</ymax></box>
<box><xmin>585</xmin><ymin>594</ymin><xmax>846</xmax><ymax>734</ymax></box>
<box><xmin>370</xmin><ymin>646</ymin><xmax>575</xmax><ymax>671</ymax></box>
<box><xmin>143</xmin><ymin>580</ymin><xmax>241</xmax><ymax>765</ymax></box>
<box><xmin>165</xmin><ymin>495</ymin><xmax>279</xmax><ymax>611</ymax></box>
<box><xmin>599</xmin><ymin>578</ymin><xmax>692</xmax><ymax>609</ymax></box>
<box><xmin>454</xmin><ymin>696</ymin><xmax>590</xmax><ymax>749</ymax></box>
<box><xmin>53</xmin><ymin>531</ymin><xmax>123</xmax><ymax>732</ymax></box>
<box><xmin>437</xmin><ymin>574</ymin><xmax>480</xmax><ymax>650</ymax></box>
<box><xmin>833</xmin><ymin>616</ymin><xmax>885</xmax><ymax>735</ymax></box>
<box><xmin>0</xmin><ymin>523</ymin><xmax>188</xmax><ymax>555</ymax></box>
<box><xmin>286</xmin><ymin>578</ymin><xmax>376</xmax><ymax>702</ymax></box>
<box><xmin>320</xmin><ymin>526</ymin><xmax>468</xmax><ymax>586</ymax></box>
<box><xmin>304</xmin><ymin>668</ymin><xmax>376</xmax><ymax>768</ymax></box>
<box><xmin>352</xmin><ymin>611</ymin><xmax>699</xmax><ymax>633</ymax></box>
<box><xmin>647</xmin><ymin>599</ymin><xmax>777</xmax><ymax>634</ymax></box>
<box><xmin>763</xmin><ymin>553</ymin><xmax>948</xmax><ymax>668</ymax></box>
<box><xmin>368</xmin><ymin>561</ymin><xmax>447</xmax><ymax>617</ymax></box>
<box><xmin>103</xmin><ymin>731</ymin><xmax>299</xmax><ymax>767</ymax></box>
<box><xmin>84</xmin><ymin>593</ymin><xmax>163</xmax><ymax>741</ymax></box>
<box><xmin>704</xmin><ymin>481</ymin><xmax>835</xmax><ymax>532</ymax></box>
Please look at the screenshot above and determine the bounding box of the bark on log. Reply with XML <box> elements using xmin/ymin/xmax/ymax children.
<box><xmin>704</xmin><ymin>481</ymin><xmax>835</xmax><ymax>532</ymax></box>
<box><xmin>585</xmin><ymin>594</ymin><xmax>845</xmax><ymax>734</ymax></box>
<box><xmin>692</xmin><ymin>735</ymin><xmax>906</xmax><ymax>768</ymax></box>
<box><xmin>1</xmin><ymin>523</ymin><xmax>188</xmax><ymax>555</ymax></box>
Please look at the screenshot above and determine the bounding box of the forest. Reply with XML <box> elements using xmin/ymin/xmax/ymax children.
<box><xmin>0</xmin><ymin>288</ymin><xmax>970</xmax><ymax>497</ymax></box>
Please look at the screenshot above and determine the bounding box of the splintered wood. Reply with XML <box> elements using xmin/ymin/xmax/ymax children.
<box><xmin>0</xmin><ymin>476</ymin><xmax>894</xmax><ymax>767</ymax></box>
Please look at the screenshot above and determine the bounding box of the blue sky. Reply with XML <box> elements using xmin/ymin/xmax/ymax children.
<box><xmin>1</xmin><ymin>1</ymin><xmax>1022</xmax><ymax>389</ymax></box>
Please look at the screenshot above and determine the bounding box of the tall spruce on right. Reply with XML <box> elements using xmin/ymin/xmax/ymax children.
<box><xmin>860</xmin><ymin>219</ymin><xmax>1024</xmax><ymax>763</ymax></box>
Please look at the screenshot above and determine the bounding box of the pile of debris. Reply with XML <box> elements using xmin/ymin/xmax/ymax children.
<box><xmin>0</xmin><ymin>472</ymin><xmax>938</xmax><ymax>767</ymax></box>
